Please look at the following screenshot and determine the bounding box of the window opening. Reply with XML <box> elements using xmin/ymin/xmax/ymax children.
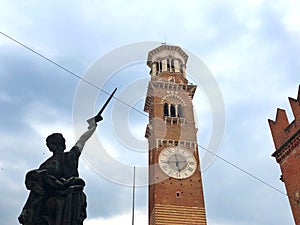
<box><xmin>171</xmin><ymin>59</ymin><xmax>175</xmax><ymax>72</ymax></box>
<box><xmin>170</xmin><ymin>104</ymin><xmax>176</xmax><ymax>117</ymax></box>
<box><xmin>178</xmin><ymin>104</ymin><xmax>184</xmax><ymax>118</ymax></box>
<box><xmin>164</xmin><ymin>103</ymin><xmax>169</xmax><ymax>116</ymax></box>
<box><xmin>167</xmin><ymin>58</ymin><xmax>170</xmax><ymax>71</ymax></box>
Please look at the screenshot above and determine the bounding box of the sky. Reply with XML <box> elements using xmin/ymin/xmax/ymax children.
<box><xmin>0</xmin><ymin>0</ymin><xmax>300</xmax><ymax>224</ymax></box>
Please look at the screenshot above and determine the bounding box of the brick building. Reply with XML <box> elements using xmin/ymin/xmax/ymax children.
<box><xmin>269</xmin><ymin>85</ymin><xmax>300</xmax><ymax>225</ymax></box>
<box><xmin>144</xmin><ymin>44</ymin><xmax>207</xmax><ymax>225</ymax></box>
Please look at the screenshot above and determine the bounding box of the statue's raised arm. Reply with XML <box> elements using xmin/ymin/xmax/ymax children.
<box><xmin>75</xmin><ymin>123</ymin><xmax>97</xmax><ymax>152</ymax></box>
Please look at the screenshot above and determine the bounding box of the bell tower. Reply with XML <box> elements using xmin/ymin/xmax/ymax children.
<box><xmin>268</xmin><ymin>85</ymin><xmax>300</xmax><ymax>224</ymax></box>
<box><xmin>144</xmin><ymin>45</ymin><xmax>207</xmax><ymax>225</ymax></box>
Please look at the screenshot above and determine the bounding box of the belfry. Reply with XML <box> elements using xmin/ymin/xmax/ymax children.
<box><xmin>144</xmin><ymin>45</ymin><xmax>207</xmax><ymax>224</ymax></box>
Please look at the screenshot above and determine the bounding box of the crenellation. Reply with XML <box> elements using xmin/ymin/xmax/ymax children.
<box><xmin>289</xmin><ymin>96</ymin><xmax>300</xmax><ymax>122</ymax></box>
<box><xmin>268</xmin><ymin>108</ymin><xmax>289</xmax><ymax>149</ymax></box>
<box><xmin>269</xmin><ymin>86</ymin><xmax>300</xmax><ymax>150</ymax></box>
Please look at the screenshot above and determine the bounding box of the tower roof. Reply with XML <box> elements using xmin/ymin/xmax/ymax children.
<box><xmin>147</xmin><ymin>44</ymin><xmax>188</xmax><ymax>67</ymax></box>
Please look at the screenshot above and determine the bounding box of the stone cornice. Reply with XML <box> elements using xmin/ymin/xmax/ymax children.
<box><xmin>272</xmin><ymin>129</ymin><xmax>300</xmax><ymax>163</ymax></box>
<box><xmin>147</xmin><ymin>45</ymin><xmax>188</xmax><ymax>67</ymax></box>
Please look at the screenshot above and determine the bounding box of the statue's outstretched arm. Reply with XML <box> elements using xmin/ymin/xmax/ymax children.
<box><xmin>75</xmin><ymin>124</ymin><xmax>97</xmax><ymax>152</ymax></box>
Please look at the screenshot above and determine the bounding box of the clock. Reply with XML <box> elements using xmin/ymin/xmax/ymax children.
<box><xmin>158</xmin><ymin>146</ymin><xmax>197</xmax><ymax>179</ymax></box>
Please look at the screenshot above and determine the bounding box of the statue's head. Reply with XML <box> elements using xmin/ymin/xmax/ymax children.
<box><xmin>46</xmin><ymin>133</ymin><xmax>66</xmax><ymax>152</ymax></box>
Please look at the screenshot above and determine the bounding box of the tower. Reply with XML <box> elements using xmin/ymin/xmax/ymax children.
<box><xmin>268</xmin><ymin>85</ymin><xmax>300</xmax><ymax>224</ymax></box>
<box><xmin>144</xmin><ymin>45</ymin><xmax>207</xmax><ymax>225</ymax></box>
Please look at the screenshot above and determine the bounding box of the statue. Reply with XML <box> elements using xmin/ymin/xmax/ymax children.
<box><xmin>18</xmin><ymin>88</ymin><xmax>117</xmax><ymax>225</ymax></box>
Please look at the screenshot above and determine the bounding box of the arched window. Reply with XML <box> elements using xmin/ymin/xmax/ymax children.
<box><xmin>178</xmin><ymin>104</ymin><xmax>184</xmax><ymax>118</ymax></box>
<box><xmin>164</xmin><ymin>103</ymin><xmax>169</xmax><ymax>116</ymax></box>
<box><xmin>170</xmin><ymin>104</ymin><xmax>176</xmax><ymax>117</ymax></box>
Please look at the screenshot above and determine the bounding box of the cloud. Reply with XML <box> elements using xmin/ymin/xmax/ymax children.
<box><xmin>1</xmin><ymin>0</ymin><xmax>300</xmax><ymax>225</ymax></box>
<box><xmin>0</xmin><ymin>92</ymin><xmax>13</xmax><ymax>103</ymax></box>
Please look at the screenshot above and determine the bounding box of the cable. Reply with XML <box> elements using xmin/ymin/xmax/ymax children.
<box><xmin>0</xmin><ymin>32</ymin><xmax>98</xmax><ymax>89</ymax></box>
<box><xmin>0</xmin><ymin>31</ymin><xmax>147</xmax><ymax>118</ymax></box>
<box><xmin>197</xmin><ymin>145</ymin><xmax>288</xmax><ymax>196</ymax></box>
<box><xmin>0</xmin><ymin>31</ymin><xmax>291</xmax><ymax>200</ymax></box>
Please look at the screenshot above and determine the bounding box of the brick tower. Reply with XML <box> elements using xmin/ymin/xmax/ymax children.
<box><xmin>268</xmin><ymin>85</ymin><xmax>300</xmax><ymax>224</ymax></box>
<box><xmin>144</xmin><ymin>44</ymin><xmax>207</xmax><ymax>225</ymax></box>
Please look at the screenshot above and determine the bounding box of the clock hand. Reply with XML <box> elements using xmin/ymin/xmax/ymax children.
<box><xmin>177</xmin><ymin>158</ymin><xmax>187</xmax><ymax>170</ymax></box>
<box><xmin>174</xmin><ymin>154</ymin><xmax>181</xmax><ymax>171</ymax></box>
<box><xmin>167</xmin><ymin>160</ymin><xmax>186</xmax><ymax>163</ymax></box>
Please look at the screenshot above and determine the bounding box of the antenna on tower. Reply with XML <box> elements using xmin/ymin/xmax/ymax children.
<box><xmin>162</xmin><ymin>36</ymin><xmax>167</xmax><ymax>45</ymax></box>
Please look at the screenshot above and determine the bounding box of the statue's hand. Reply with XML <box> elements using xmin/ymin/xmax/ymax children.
<box><xmin>88</xmin><ymin>122</ymin><xmax>98</xmax><ymax>130</ymax></box>
<box><xmin>87</xmin><ymin>115</ymin><xmax>102</xmax><ymax>129</ymax></box>
<box><xmin>69</xmin><ymin>185</ymin><xmax>84</xmax><ymax>192</ymax></box>
<box><xmin>59</xmin><ymin>177</ymin><xmax>67</xmax><ymax>182</ymax></box>
<box><xmin>95</xmin><ymin>114</ymin><xmax>103</xmax><ymax>123</ymax></box>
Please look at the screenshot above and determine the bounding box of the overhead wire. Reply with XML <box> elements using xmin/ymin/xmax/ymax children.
<box><xmin>0</xmin><ymin>31</ymin><xmax>147</xmax><ymax>118</ymax></box>
<box><xmin>0</xmin><ymin>31</ymin><xmax>292</xmax><ymax>200</ymax></box>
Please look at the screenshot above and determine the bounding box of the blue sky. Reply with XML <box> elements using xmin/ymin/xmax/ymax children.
<box><xmin>1</xmin><ymin>0</ymin><xmax>300</xmax><ymax>224</ymax></box>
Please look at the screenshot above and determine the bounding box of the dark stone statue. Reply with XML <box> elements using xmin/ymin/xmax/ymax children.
<box><xmin>19</xmin><ymin>88</ymin><xmax>117</xmax><ymax>225</ymax></box>
<box><xmin>18</xmin><ymin>123</ymin><xmax>97</xmax><ymax>225</ymax></box>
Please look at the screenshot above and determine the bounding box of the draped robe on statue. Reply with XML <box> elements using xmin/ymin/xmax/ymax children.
<box><xmin>18</xmin><ymin>146</ymin><xmax>87</xmax><ymax>225</ymax></box>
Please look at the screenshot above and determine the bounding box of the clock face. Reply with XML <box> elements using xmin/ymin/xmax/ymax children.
<box><xmin>158</xmin><ymin>146</ymin><xmax>197</xmax><ymax>179</ymax></box>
